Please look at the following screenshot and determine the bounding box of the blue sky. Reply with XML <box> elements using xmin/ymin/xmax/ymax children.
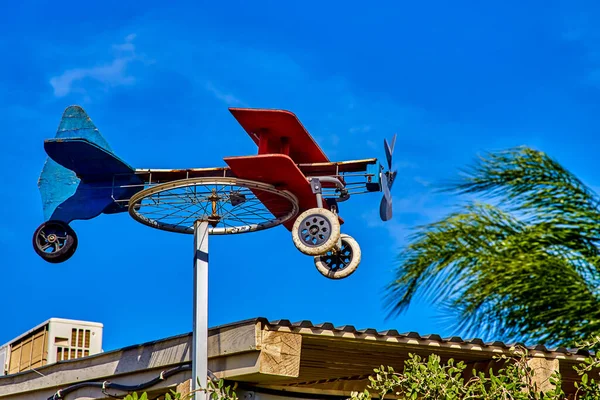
<box><xmin>1</xmin><ymin>0</ymin><xmax>600</xmax><ymax>350</ymax></box>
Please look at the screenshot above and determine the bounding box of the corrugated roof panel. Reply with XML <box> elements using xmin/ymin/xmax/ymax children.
<box><xmin>255</xmin><ymin>318</ymin><xmax>587</xmax><ymax>357</ymax></box>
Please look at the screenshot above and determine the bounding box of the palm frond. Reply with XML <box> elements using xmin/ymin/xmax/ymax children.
<box><xmin>387</xmin><ymin>147</ymin><xmax>600</xmax><ymax>346</ymax></box>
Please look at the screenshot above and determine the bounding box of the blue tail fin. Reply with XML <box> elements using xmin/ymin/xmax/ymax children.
<box><xmin>55</xmin><ymin>105</ymin><xmax>112</xmax><ymax>150</ymax></box>
<box><xmin>38</xmin><ymin>106</ymin><xmax>118</xmax><ymax>222</ymax></box>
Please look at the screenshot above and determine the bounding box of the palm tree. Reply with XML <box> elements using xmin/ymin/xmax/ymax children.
<box><xmin>386</xmin><ymin>146</ymin><xmax>600</xmax><ymax>346</ymax></box>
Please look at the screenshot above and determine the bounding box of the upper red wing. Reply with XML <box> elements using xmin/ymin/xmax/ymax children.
<box><xmin>229</xmin><ymin>108</ymin><xmax>329</xmax><ymax>164</ymax></box>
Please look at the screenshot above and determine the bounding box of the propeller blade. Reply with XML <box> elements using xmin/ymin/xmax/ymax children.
<box><xmin>383</xmin><ymin>134</ymin><xmax>397</xmax><ymax>170</ymax></box>
<box><xmin>380</xmin><ymin>171</ymin><xmax>393</xmax><ymax>221</ymax></box>
<box><xmin>381</xmin><ymin>171</ymin><xmax>390</xmax><ymax>199</ymax></box>
<box><xmin>384</xmin><ymin>140</ymin><xmax>392</xmax><ymax>170</ymax></box>
<box><xmin>380</xmin><ymin>195</ymin><xmax>393</xmax><ymax>221</ymax></box>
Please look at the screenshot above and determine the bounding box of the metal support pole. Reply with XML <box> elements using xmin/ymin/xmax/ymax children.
<box><xmin>192</xmin><ymin>220</ymin><xmax>209</xmax><ymax>400</ymax></box>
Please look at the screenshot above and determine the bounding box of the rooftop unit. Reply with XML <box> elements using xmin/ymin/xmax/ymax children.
<box><xmin>0</xmin><ymin>318</ymin><xmax>103</xmax><ymax>375</ymax></box>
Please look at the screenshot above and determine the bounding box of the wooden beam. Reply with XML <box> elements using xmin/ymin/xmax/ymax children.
<box><xmin>208</xmin><ymin>321</ymin><xmax>259</xmax><ymax>357</ymax></box>
<box><xmin>258</xmin><ymin>331</ymin><xmax>302</xmax><ymax>378</ymax></box>
<box><xmin>176</xmin><ymin>379</ymin><xmax>192</xmax><ymax>397</ymax></box>
<box><xmin>253</xmin><ymin>381</ymin><xmax>370</xmax><ymax>397</ymax></box>
<box><xmin>210</xmin><ymin>352</ymin><xmax>261</xmax><ymax>380</ymax></box>
<box><xmin>528</xmin><ymin>357</ymin><xmax>560</xmax><ymax>394</ymax></box>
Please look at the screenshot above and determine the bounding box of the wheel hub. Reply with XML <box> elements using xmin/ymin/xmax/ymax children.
<box><xmin>323</xmin><ymin>240</ymin><xmax>353</xmax><ymax>271</ymax></box>
<box><xmin>299</xmin><ymin>214</ymin><xmax>331</xmax><ymax>247</ymax></box>
<box><xmin>207</xmin><ymin>189</ymin><xmax>222</xmax><ymax>227</ymax></box>
<box><xmin>33</xmin><ymin>221</ymin><xmax>78</xmax><ymax>264</ymax></box>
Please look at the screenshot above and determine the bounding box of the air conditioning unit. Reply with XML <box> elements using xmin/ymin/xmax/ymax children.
<box><xmin>0</xmin><ymin>318</ymin><xmax>103</xmax><ymax>375</ymax></box>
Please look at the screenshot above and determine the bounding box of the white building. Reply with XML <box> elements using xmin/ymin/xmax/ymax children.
<box><xmin>0</xmin><ymin>318</ymin><xmax>103</xmax><ymax>376</ymax></box>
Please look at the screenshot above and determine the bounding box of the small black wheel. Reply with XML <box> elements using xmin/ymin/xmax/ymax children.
<box><xmin>314</xmin><ymin>234</ymin><xmax>361</xmax><ymax>279</ymax></box>
<box><xmin>32</xmin><ymin>221</ymin><xmax>78</xmax><ymax>263</ymax></box>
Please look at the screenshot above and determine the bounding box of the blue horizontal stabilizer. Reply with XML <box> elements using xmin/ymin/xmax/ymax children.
<box><xmin>44</xmin><ymin>138</ymin><xmax>136</xmax><ymax>181</ymax></box>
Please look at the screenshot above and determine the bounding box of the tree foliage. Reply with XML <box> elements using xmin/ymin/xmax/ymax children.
<box><xmin>386</xmin><ymin>146</ymin><xmax>600</xmax><ymax>346</ymax></box>
<box><xmin>351</xmin><ymin>337</ymin><xmax>600</xmax><ymax>400</ymax></box>
<box><xmin>350</xmin><ymin>349</ymin><xmax>592</xmax><ymax>400</ymax></box>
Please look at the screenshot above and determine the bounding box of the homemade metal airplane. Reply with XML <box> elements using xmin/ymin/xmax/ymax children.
<box><xmin>34</xmin><ymin>106</ymin><xmax>397</xmax><ymax>279</ymax></box>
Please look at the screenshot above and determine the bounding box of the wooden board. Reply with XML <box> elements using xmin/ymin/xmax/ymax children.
<box><xmin>229</xmin><ymin>108</ymin><xmax>329</xmax><ymax>164</ymax></box>
<box><xmin>224</xmin><ymin>154</ymin><xmax>319</xmax><ymax>230</ymax></box>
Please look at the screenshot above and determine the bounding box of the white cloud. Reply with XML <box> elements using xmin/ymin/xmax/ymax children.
<box><xmin>414</xmin><ymin>176</ymin><xmax>432</xmax><ymax>187</ymax></box>
<box><xmin>361</xmin><ymin>198</ymin><xmax>417</xmax><ymax>248</ymax></box>
<box><xmin>50</xmin><ymin>34</ymin><xmax>142</xmax><ymax>97</ymax></box>
<box><xmin>112</xmin><ymin>33</ymin><xmax>137</xmax><ymax>52</ymax></box>
<box><xmin>204</xmin><ymin>81</ymin><xmax>246</xmax><ymax>106</ymax></box>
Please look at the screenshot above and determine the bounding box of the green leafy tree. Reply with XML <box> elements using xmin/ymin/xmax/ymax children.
<box><xmin>386</xmin><ymin>147</ymin><xmax>600</xmax><ymax>346</ymax></box>
<box><xmin>350</xmin><ymin>339</ymin><xmax>600</xmax><ymax>399</ymax></box>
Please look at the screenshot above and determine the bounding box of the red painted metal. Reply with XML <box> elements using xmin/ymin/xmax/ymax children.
<box><xmin>225</xmin><ymin>154</ymin><xmax>319</xmax><ymax>230</ymax></box>
<box><xmin>229</xmin><ymin>108</ymin><xmax>329</xmax><ymax>164</ymax></box>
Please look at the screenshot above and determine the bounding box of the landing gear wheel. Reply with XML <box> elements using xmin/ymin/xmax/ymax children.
<box><xmin>314</xmin><ymin>234</ymin><xmax>361</xmax><ymax>279</ymax></box>
<box><xmin>32</xmin><ymin>221</ymin><xmax>78</xmax><ymax>263</ymax></box>
<box><xmin>292</xmin><ymin>208</ymin><xmax>341</xmax><ymax>256</ymax></box>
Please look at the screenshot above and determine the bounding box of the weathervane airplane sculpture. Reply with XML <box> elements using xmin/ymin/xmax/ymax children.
<box><xmin>34</xmin><ymin>106</ymin><xmax>397</xmax><ymax>279</ymax></box>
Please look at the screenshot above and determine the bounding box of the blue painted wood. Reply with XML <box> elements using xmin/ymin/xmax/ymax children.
<box><xmin>38</xmin><ymin>106</ymin><xmax>141</xmax><ymax>223</ymax></box>
<box><xmin>38</xmin><ymin>157</ymin><xmax>79</xmax><ymax>221</ymax></box>
<box><xmin>56</xmin><ymin>105</ymin><xmax>112</xmax><ymax>151</ymax></box>
<box><xmin>44</xmin><ymin>138</ymin><xmax>137</xmax><ymax>180</ymax></box>
<box><xmin>49</xmin><ymin>177</ymin><xmax>141</xmax><ymax>223</ymax></box>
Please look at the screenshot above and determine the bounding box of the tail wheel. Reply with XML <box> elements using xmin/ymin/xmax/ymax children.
<box><xmin>33</xmin><ymin>221</ymin><xmax>78</xmax><ymax>263</ymax></box>
<box><xmin>314</xmin><ymin>234</ymin><xmax>361</xmax><ymax>279</ymax></box>
<box><xmin>292</xmin><ymin>208</ymin><xmax>341</xmax><ymax>255</ymax></box>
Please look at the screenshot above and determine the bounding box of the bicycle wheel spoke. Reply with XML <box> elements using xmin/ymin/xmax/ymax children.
<box><xmin>129</xmin><ymin>178</ymin><xmax>298</xmax><ymax>234</ymax></box>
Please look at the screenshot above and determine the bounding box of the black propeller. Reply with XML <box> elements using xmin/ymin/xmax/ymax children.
<box><xmin>380</xmin><ymin>134</ymin><xmax>397</xmax><ymax>221</ymax></box>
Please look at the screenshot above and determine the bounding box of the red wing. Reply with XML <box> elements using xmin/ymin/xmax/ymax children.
<box><xmin>229</xmin><ymin>108</ymin><xmax>329</xmax><ymax>164</ymax></box>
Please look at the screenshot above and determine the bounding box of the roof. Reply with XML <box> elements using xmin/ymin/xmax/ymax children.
<box><xmin>259</xmin><ymin>317</ymin><xmax>591</xmax><ymax>357</ymax></box>
<box><xmin>0</xmin><ymin>317</ymin><xmax>587</xmax><ymax>400</ymax></box>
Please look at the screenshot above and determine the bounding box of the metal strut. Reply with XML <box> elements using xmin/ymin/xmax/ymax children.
<box><xmin>310</xmin><ymin>178</ymin><xmax>324</xmax><ymax>208</ymax></box>
<box><xmin>309</xmin><ymin>178</ymin><xmax>343</xmax><ymax>252</ymax></box>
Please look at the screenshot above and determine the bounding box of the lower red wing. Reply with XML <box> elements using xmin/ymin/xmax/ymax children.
<box><xmin>224</xmin><ymin>154</ymin><xmax>318</xmax><ymax>230</ymax></box>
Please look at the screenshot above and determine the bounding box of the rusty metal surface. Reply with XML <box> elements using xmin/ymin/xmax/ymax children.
<box><xmin>134</xmin><ymin>166</ymin><xmax>233</xmax><ymax>184</ymax></box>
<box><xmin>134</xmin><ymin>158</ymin><xmax>378</xmax><ymax>185</ymax></box>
